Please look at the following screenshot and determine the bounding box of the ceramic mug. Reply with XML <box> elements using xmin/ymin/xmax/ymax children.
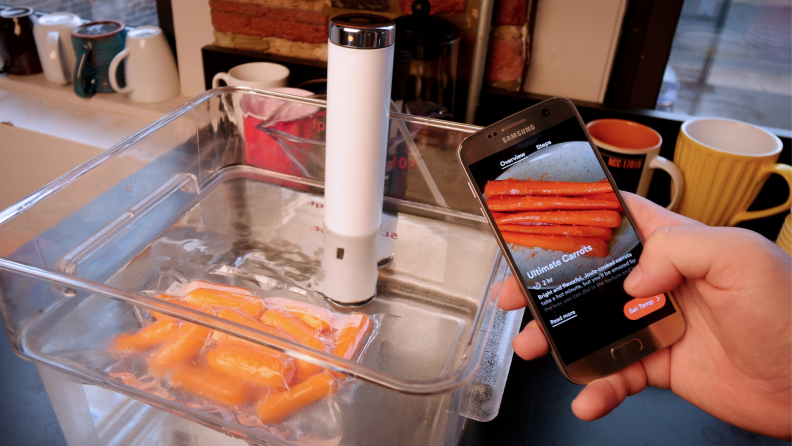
<box><xmin>587</xmin><ymin>119</ymin><xmax>684</xmax><ymax>210</ymax></box>
<box><xmin>108</xmin><ymin>26</ymin><xmax>180</xmax><ymax>103</ymax></box>
<box><xmin>211</xmin><ymin>62</ymin><xmax>290</xmax><ymax>90</ymax></box>
<box><xmin>71</xmin><ymin>20</ymin><xmax>126</xmax><ymax>98</ymax></box>
<box><xmin>0</xmin><ymin>7</ymin><xmax>42</xmax><ymax>75</ymax></box>
<box><xmin>674</xmin><ymin>117</ymin><xmax>792</xmax><ymax>226</ymax></box>
<box><xmin>211</xmin><ymin>62</ymin><xmax>289</xmax><ymax>135</ymax></box>
<box><xmin>33</xmin><ymin>12</ymin><xmax>81</xmax><ymax>85</ymax></box>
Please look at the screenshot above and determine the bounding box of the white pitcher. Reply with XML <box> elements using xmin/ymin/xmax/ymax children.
<box><xmin>33</xmin><ymin>12</ymin><xmax>81</xmax><ymax>85</ymax></box>
<box><xmin>108</xmin><ymin>26</ymin><xmax>180</xmax><ymax>103</ymax></box>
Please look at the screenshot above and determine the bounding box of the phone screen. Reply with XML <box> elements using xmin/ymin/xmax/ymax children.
<box><xmin>468</xmin><ymin>117</ymin><xmax>676</xmax><ymax>364</ymax></box>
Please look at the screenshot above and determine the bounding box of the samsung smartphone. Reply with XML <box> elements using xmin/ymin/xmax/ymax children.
<box><xmin>458</xmin><ymin>98</ymin><xmax>685</xmax><ymax>384</ymax></box>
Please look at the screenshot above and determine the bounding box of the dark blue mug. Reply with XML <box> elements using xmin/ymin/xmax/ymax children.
<box><xmin>71</xmin><ymin>20</ymin><xmax>126</xmax><ymax>98</ymax></box>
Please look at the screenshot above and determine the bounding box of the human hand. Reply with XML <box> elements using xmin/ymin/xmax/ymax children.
<box><xmin>498</xmin><ymin>193</ymin><xmax>791</xmax><ymax>439</ymax></box>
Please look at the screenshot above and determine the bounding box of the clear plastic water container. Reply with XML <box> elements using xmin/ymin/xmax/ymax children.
<box><xmin>0</xmin><ymin>88</ymin><xmax>522</xmax><ymax>446</ymax></box>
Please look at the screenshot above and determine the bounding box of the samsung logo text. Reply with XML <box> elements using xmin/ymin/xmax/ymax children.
<box><xmin>502</xmin><ymin>125</ymin><xmax>535</xmax><ymax>143</ymax></box>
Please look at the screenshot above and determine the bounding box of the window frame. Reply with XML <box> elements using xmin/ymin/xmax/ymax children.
<box><xmin>604</xmin><ymin>0</ymin><xmax>685</xmax><ymax>109</ymax></box>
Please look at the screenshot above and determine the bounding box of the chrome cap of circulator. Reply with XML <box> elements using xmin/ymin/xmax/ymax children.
<box><xmin>329</xmin><ymin>14</ymin><xmax>395</xmax><ymax>49</ymax></box>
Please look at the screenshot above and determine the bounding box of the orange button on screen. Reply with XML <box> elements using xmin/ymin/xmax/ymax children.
<box><xmin>624</xmin><ymin>294</ymin><xmax>666</xmax><ymax>320</ymax></box>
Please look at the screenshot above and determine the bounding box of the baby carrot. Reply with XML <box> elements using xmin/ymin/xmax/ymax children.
<box><xmin>496</xmin><ymin>210</ymin><xmax>622</xmax><ymax>228</ymax></box>
<box><xmin>260</xmin><ymin>310</ymin><xmax>317</xmax><ymax>342</ymax></box>
<box><xmin>207</xmin><ymin>345</ymin><xmax>294</xmax><ymax>390</ymax></box>
<box><xmin>585</xmin><ymin>192</ymin><xmax>618</xmax><ymax>202</ymax></box>
<box><xmin>261</xmin><ymin>311</ymin><xmax>329</xmax><ymax>382</ymax></box>
<box><xmin>214</xmin><ymin>309</ymin><xmax>289</xmax><ymax>359</ymax></box>
<box><xmin>152</xmin><ymin>293</ymin><xmax>212</xmax><ymax>320</ymax></box>
<box><xmin>183</xmin><ymin>288</ymin><xmax>265</xmax><ymax>318</ymax></box>
<box><xmin>502</xmin><ymin>233</ymin><xmax>609</xmax><ymax>257</ymax></box>
<box><xmin>148</xmin><ymin>323</ymin><xmax>210</xmax><ymax>377</ymax></box>
<box><xmin>169</xmin><ymin>364</ymin><xmax>252</xmax><ymax>407</ymax></box>
<box><xmin>585</xmin><ymin>192</ymin><xmax>624</xmax><ymax>212</ymax></box>
<box><xmin>486</xmin><ymin>195</ymin><xmax>622</xmax><ymax>212</ymax></box>
<box><xmin>292</xmin><ymin>337</ymin><xmax>327</xmax><ymax>383</ymax></box>
<box><xmin>333</xmin><ymin>313</ymin><xmax>372</xmax><ymax>361</ymax></box>
<box><xmin>256</xmin><ymin>372</ymin><xmax>338</xmax><ymax>424</ymax></box>
<box><xmin>189</xmin><ymin>280</ymin><xmax>255</xmax><ymax>296</ymax></box>
<box><xmin>484</xmin><ymin>179</ymin><xmax>612</xmax><ymax>197</ymax></box>
<box><xmin>293</xmin><ymin>313</ymin><xmax>332</xmax><ymax>333</ymax></box>
<box><xmin>264</xmin><ymin>298</ymin><xmax>334</xmax><ymax>333</ymax></box>
<box><xmin>498</xmin><ymin>224</ymin><xmax>613</xmax><ymax>241</ymax></box>
<box><xmin>113</xmin><ymin>318</ymin><xmax>177</xmax><ymax>354</ymax></box>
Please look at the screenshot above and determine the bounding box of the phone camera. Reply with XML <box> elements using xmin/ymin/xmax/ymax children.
<box><xmin>541</xmin><ymin>109</ymin><xmax>550</xmax><ymax>117</ymax></box>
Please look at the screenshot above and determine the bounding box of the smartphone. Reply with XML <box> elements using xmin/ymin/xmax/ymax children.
<box><xmin>458</xmin><ymin>98</ymin><xmax>685</xmax><ymax>384</ymax></box>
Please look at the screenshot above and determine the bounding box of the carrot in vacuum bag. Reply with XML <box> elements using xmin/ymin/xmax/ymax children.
<box><xmin>292</xmin><ymin>313</ymin><xmax>331</xmax><ymax>333</ymax></box>
<box><xmin>261</xmin><ymin>310</ymin><xmax>327</xmax><ymax>382</ymax></box>
<box><xmin>292</xmin><ymin>339</ymin><xmax>327</xmax><ymax>383</ymax></box>
<box><xmin>188</xmin><ymin>280</ymin><xmax>255</xmax><ymax>296</ymax></box>
<box><xmin>260</xmin><ymin>310</ymin><xmax>318</xmax><ymax>342</ymax></box>
<box><xmin>265</xmin><ymin>298</ymin><xmax>333</xmax><ymax>333</ymax></box>
<box><xmin>256</xmin><ymin>372</ymin><xmax>339</xmax><ymax>424</ymax></box>
<box><xmin>113</xmin><ymin>318</ymin><xmax>177</xmax><ymax>354</ymax></box>
<box><xmin>214</xmin><ymin>309</ymin><xmax>289</xmax><ymax>359</ymax></box>
<box><xmin>183</xmin><ymin>288</ymin><xmax>265</xmax><ymax>318</ymax></box>
<box><xmin>502</xmin><ymin>233</ymin><xmax>609</xmax><ymax>257</ymax></box>
<box><xmin>207</xmin><ymin>345</ymin><xmax>294</xmax><ymax>390</ymax></box>
<box><xmin>151</xmin><ymin>293</ymin><xmax>207</xmax><ymax>321</ymax></box>
<box><xmin>148</xmin><ymin>323</ymin><xmax>210</xmax><ymax>377</ymax></box>
<box><xmin>496</xmin><ymin>210</ymin><xmax>622</xmax><ymax>228</ymax></box>
<box><xmin>498</xmin><ymin>224</ymin><xmax>613</xmax><ymax>241</ymax></box>
<box><xmin>169</xmin><ymin>364</ymin><xmax>252</xmax><ymax>407</ymax></box>
<box><xmin>484</xmin><ymin>179</ymin><xmax>612</xmax><ymax>197</ymax></box>
<box><xmin>333</xmin><ymin>313</ymin><xmax>372</xmax><ymax>361</ymax></box>
<box><xmin>486</xmin><ymin>195</ymin><xmax>622</xmax><ymax>212</ymax></box>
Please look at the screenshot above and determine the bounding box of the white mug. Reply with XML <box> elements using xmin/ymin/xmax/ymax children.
<box><xmin>108</xmin><ymin>26</ymin><xmax>180</xmax><ymax>103</ymax></box>
<box><xmin>33</xmin><ymin>12</ymin><xmax>81</xmax><ymax>85</ymax></box>
<box><xmin>211</xmin><ymin>62</ymin><xmax>290</xmax><ymax>90</ymax></box>
<box><xmin>211</xmin><ymin>62</ymin><xmax>289</xmax><ymax>135</ymax></box>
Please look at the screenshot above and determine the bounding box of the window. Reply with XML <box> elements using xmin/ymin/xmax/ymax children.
<box><xmin>11</xmin><ymin>0</ymin><xmax>159</xmax><ymax>27</ymax></box>
<box><xmin>658</xmin><ymin>0</ymin><xmax>791</xmax><ymax>129</ymax></box>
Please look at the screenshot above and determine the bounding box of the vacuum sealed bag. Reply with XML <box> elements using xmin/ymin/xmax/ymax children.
<box><xmin>107</xmin><ymin>273</ymin><xmax>383</xmax><ymax>443</ymax></box>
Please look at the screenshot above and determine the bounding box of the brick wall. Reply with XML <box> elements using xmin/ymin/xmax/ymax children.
<box><xmin>210</xmin><ymin>0</ymin><xmax>535</xmax><ymax>91</ymax></box>
<box><xmin>14</xmin><ymin>0</ymin><xmax>159</xmax><ymax>27</ymax></box>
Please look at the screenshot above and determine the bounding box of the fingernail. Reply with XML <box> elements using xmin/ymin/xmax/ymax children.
<box><xmin>624</xmin><ymin>265</ymin><xmax>642</xmax><ymax>290</ymax></box>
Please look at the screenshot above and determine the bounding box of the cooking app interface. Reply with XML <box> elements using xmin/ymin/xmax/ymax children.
<box><xmin>469</xmin><ymin>118</ymin><xmax>676</xmax><ymax>364</ymax></box>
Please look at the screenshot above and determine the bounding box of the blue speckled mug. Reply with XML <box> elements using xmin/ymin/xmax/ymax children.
<box><xmin>71</xmin><ymin>20</ymin><xmax>126</xmax><ymax>98</ymax></box>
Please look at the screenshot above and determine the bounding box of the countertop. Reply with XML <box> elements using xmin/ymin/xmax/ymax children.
<box><xmin>0</xmin><ymin>75</ymin><xmax>789</xmax><ymax>446</ymax></box>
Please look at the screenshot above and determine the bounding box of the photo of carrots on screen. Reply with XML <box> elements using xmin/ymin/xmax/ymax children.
<box><xmin>484</xmin><ymin>179</ymin><xmax>624</xmax><ymax>258</ymax></box>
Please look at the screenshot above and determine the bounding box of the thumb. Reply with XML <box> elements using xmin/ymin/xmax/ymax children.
<box><xmin>623</xmin><ymin>225</ymin><xmax>747</xmax><ymax>298</ymax></box>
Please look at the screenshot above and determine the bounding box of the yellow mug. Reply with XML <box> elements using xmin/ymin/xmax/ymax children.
<box><xmin>674</xmin><ymin>118</ymin><xmax>792</xmax><ymax>226</ymax></box>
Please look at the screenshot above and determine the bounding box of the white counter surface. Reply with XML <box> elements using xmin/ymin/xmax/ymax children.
<box><xmin>0</xmin><ymin>74</ymin><xmax>191</xmax><ymax>212</ymax></box>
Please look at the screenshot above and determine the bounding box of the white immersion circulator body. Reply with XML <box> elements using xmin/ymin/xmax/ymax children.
<box><xmin>322</xmin><ymin>14</ymin><xmax>395</xmax><ymax>304</ymax></box>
